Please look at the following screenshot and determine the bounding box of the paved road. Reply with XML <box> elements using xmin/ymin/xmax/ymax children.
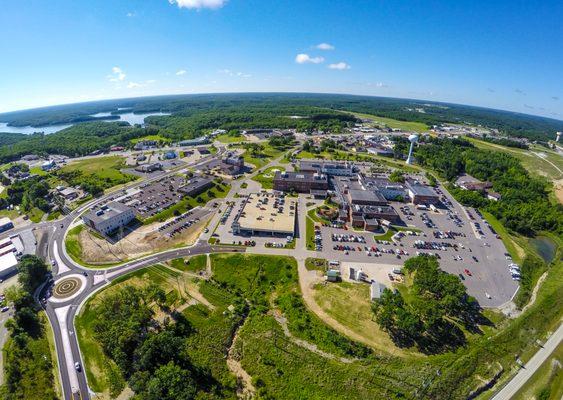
<box><xmin>492</xmin><ymin>323</ymin><xmax>563</xmax><ymax>400</ymax></box>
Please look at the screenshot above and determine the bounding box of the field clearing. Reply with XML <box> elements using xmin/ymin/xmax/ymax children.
<box><xmin>313</xmin><ymin>281</ymin><xmax>411</xmax><ymax>356</ymax></box>
<box><xmin>66</xmin><ymin>216</ymin><xmax>209</xmax><ymax>267</ymax></box>
<box><xmin>215</xmin><ymin>133</ymin><xmax>246</xmax><ymax>143</ymax></box>
<box><xmin>237</xmin><ymin>144</ymin><xmax>284</xmax><ymax>169</ymax></box>
<box><xmin>347</xmin><ymin>111</ymin><xmax>430</xmax><ymax>132</ymax></box>
<box><xmin>468</xmin><ymin>138</ymin><xmax>563</xmax><ymax>181</ymax></box>
<box><xmin>61</xmin><ymin>155</ymin><xmax>130</xmax><ymax>179</ymax></box>
<box><xmin>129</xmin><ymin>134</ymin><xmax>170</xmax><ymax>143</ymax></box>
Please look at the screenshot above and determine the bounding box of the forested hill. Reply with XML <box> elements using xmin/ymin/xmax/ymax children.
<box><xmin>1</xmin><ymin>93</ymin><xmax>562</xmax><ymax>141</ymax></box>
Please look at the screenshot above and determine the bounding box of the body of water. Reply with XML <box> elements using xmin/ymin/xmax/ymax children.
<box><xmin>530</xmin><ymin>236</ymin><xmax>557</xmax><ymax>263</ymax></box>
<box><xmin>0</xmin><ymin>111</ymin><xmax>171</xmax><ymax>135</ymax></box>
<box><xmin>0</xmin><ymin>122</ymin><xmax>73</xmax><ymax>135</ymax></box>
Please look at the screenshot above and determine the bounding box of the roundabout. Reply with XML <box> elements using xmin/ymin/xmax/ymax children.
<box><xmin>49</xmin><ymin>274</ymin><xmax>87</xmax><ymax>303</ymax></box>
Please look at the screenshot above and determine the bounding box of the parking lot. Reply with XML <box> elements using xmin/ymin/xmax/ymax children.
<box><xmin>314</xmin><ymin>184</ymin><xmax>519</xmax><ymax>307</ymax></box>
<box><xmin>114</xmin><ymin>175</ymin><xmax>187</xmax><ymax>219</ymax></box>
<box><xmin>156</xmin><ymin>206</ymin><xmax>212</xmax><ymax>238</ymax></box>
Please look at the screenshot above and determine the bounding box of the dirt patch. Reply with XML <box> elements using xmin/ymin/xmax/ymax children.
<box><xmin>227</xmin><ymin>317</ymin><xmax>256</xmax><ymax>399</ymax></box>
<box><xmin>76</xmin><ymin>217</ymin><xmax>210</xmax><ymax>265</ymax></box>
<box><xmin>554</xmin><ymin>179</ymin><xmax>563</xmax><ymax>205</ymax></box>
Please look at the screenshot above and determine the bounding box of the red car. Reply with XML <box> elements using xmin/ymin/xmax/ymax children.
<box><xmin>464</xmin><ymin>269</ymin><xmax>472</xmax><ymax>276</ymax></box>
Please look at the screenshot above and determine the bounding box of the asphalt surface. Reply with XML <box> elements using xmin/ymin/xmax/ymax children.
<box><xmin>492</xmin><ymin>323</ymin><xmax>563</xmax><ymax>400</ymax></box>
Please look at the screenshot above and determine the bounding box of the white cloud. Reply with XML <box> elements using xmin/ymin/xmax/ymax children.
<box><xmin>108</xmin><ymin>66</ymin><xmax>126</xmax><ymax>82</ymax></box>
<box><xmin>168</xmin><ymin>0</ymin><xmax>227</xmax><ymax>10</ymax></box>
<box><xmin>316</xmin><ymin>43</ymin><xmax>334</xmax><ymax>51</ymax></box>
<box><xmin>127</xmin><ymin>80</ymin><xmax>156</xmax><ymax>89</ymax></box>
<box><xmin>126</xmin><ymin>11</ymin><xmax>136</xmax><ymax>17</ymax></box>
<box><xmin>328</xmin><ymin>62</ymin><xmax>351</xmax><ymax>70</ymax></box>
<box><xmin>295</xmin><ymin>54</ymin><xmax>325</xmax><ymax>64</ymax></box>
<box><xmin>219</xmin><ymin>69</ymin><xmax>251</xmax><ymax>78</ymax></box>
<box><xmin>176</xmin><ymin>69</ymin><xmax>187</xmax><ymax>76</ymax></box>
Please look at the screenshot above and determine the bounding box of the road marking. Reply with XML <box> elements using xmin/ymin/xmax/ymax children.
<box><xmin>54</xmin><ymin>306</ymin><xmax>79</xmax><ymax>392</ymax></box>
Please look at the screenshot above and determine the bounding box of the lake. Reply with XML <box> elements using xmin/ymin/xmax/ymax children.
<box><xmin>0</xmin><ymin>111</ymin><xmax>171</xmax><ymax>135</ymax></box>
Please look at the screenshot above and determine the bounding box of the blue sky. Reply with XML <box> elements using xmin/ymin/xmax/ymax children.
<box><xmin>0</xmin><ymin>0</ymin><xmax>562</xmax><ymax>119</ymax></box>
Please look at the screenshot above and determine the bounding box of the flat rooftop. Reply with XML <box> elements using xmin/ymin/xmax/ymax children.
<box><xmin>274</xmin><ymin>171</ymin><xmax>328</xmax><ymax>183</ymax></box>
<box><xmin>84</xmin><ymin>201</ymin><xmax>132</xmax><ymax>224</ymax></box>
<box><xmin>236</xmin><ymin>192</ymin><xmax>297</xmax><ymax>234</ymax></box>
<box><xmin>406</xmin><ymin>181</ymin><xmax>439</xmax><ymax>197</ymax></box>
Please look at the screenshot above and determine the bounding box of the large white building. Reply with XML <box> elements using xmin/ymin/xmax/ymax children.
<box><xmin>82</xmin><ymin>202</ymin><xmax>135</xmax><ymax>235</ymax></box>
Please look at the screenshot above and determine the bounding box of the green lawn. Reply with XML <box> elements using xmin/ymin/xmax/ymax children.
<box><xmin>169</xmin><ymin>254</ymin><xmax>207</xmax><ymax>272</ymax></box>
<box><xmin>29</xmin><ymin>166</ymin><xmax>48</xmax><ymax>176</ymax></box>
<box><xmin>238</xmin><ymin>144</ymin><xmax>285</xmax><ymax>169</ymax></box>
<box><xmin>468</xmin><ymin>138</ymin><xmax>563</xmax><ymax>181</ymax></box>
<box><xmin>348</xmin><ymin>111</ymin><xmax>430</xmax><ymax>132</ymax></box>
<box><xmin>130</xmin><ymin>134</ymin><xmax>170</xmax><ymax>144</ymax></box>
<box><xmin>215</xmin><ymin>133</ymin><xmax>246</xmax><ymax>143</ymax></box>
<box><xmin>61</xmin><ymin>155</ymin><xmax>130</xmax><ymax>180</ymax></box>
<box><xmin>251</xmin><ymin>166</ymin><xmax>285</xmax><ymax>189</ymax></box>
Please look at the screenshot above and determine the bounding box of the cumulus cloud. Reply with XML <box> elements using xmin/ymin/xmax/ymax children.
<box><xmin>108</xmin><ymin>67</ymin><xmax>126</xmax><ymax>82</ymax></box>
<box><xmin>168</xmin><ymin>0</ymin><xmax>227</xmax><ymax>10</ymax></box>
<box><xmin>176</xmin><ymin>69</ymin><xmax>187</xmax><ymax>76</ymax></box>
<box><xmin>295</xmin><ymin>53</ymin><xmax>325</xmax><ymax>64</ymax></box>
<box><xmin>126</xmin><ymin>12</ymin><xmax>136</xmax><ymax>17</ymax></box>
<box><xmin>316</xmin><ymin>43</ymin><xmax>335</xmax><ymax>50</ymax></box>
<box><xmin>328</xmin><ymin>62</ymin><xmax>351</xmax><ymax>70</ymax></box>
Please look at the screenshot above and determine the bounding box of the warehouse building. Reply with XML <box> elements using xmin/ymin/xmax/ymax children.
<box><xmin>82</xmin><ymin>202</ymin><xmax>136</xmax><ymax>236</ymax></box>
<box><xmin>178</xmin><ymin>177</ymin><xmax>214</xmax><ymax>197</ymax></box>
<box><xmin>406</xmin><ymin>181</ymin><xmax>440</xmax><ymax>205</ymax></box>
<box><xmin>273</xmin><ymin>171</ymin><xmax>329</xmax><ymax>193</ymax></box>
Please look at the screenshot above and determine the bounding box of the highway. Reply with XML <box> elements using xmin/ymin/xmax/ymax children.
<box><xmin>491</xmin><ymin>323</ymin><xmax>563</xmax><ymax>400</ymax></box>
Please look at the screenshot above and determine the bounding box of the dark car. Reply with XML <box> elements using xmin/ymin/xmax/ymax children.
<box><xmin>458</xmin><ymin>273</ymin><xmax>465</xmax><ymax>280</ymax></box>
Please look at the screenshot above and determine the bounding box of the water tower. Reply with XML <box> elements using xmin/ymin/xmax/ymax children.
<box><xmin>406</xmin><ymin>134</ymin><xmax>419</xmax><ymax>165</ymax></box>
<box><xmin>556</xmin><ymin>132</ymin><xmax>562</xmax><ymax>142</ymax></box>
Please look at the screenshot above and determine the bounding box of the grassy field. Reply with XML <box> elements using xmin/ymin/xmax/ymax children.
<box><xmin>130</xmin><ymin>134</ymin><xmax>170</xmax><ymax>143</ymax></box>
<box><xmin>61</xmin><ymin>155</ymin><xmax>130</xmax><ymax>180</ymax></box>
<box><xmin>313</xmin><ymin>281</ymin><xmax>412</xmax><ymax>357</ymax></box>
<box><xmin>29</xmin><ymin>166</ymin><xmax>48</xmax><ymax>176</ymax></box>
<box><xmin>169</xmin><ymin>254</ymin><xmax>207</xmax><ymax>272</ymax></box>
<box><xmin>513</xmin><ymin>342</ymin><xmax>563</xmax><ymax>400</ymax></box>
<box><xmin>251</xmin><ymin>166</ymin><xmax>285</xmax><ymax>189</ymax></box>
<box><xmin>238</xmin><ymin>143</ymin><xmax>284</xmax><ymax>169</ymax></box>
<box><xmin>215</xmin><ymin>133</ymin><xmax>246</xmax><ymax>143</ymax></box>
<box><xmin>348</xmin><ymin>111</ymin><xmax>430</xmax><ymax>132</ymax></box>
<box><xmin>468</xmin><ymin>138</ymin><xmax>563</xmax><ymax>181</ymax></box>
